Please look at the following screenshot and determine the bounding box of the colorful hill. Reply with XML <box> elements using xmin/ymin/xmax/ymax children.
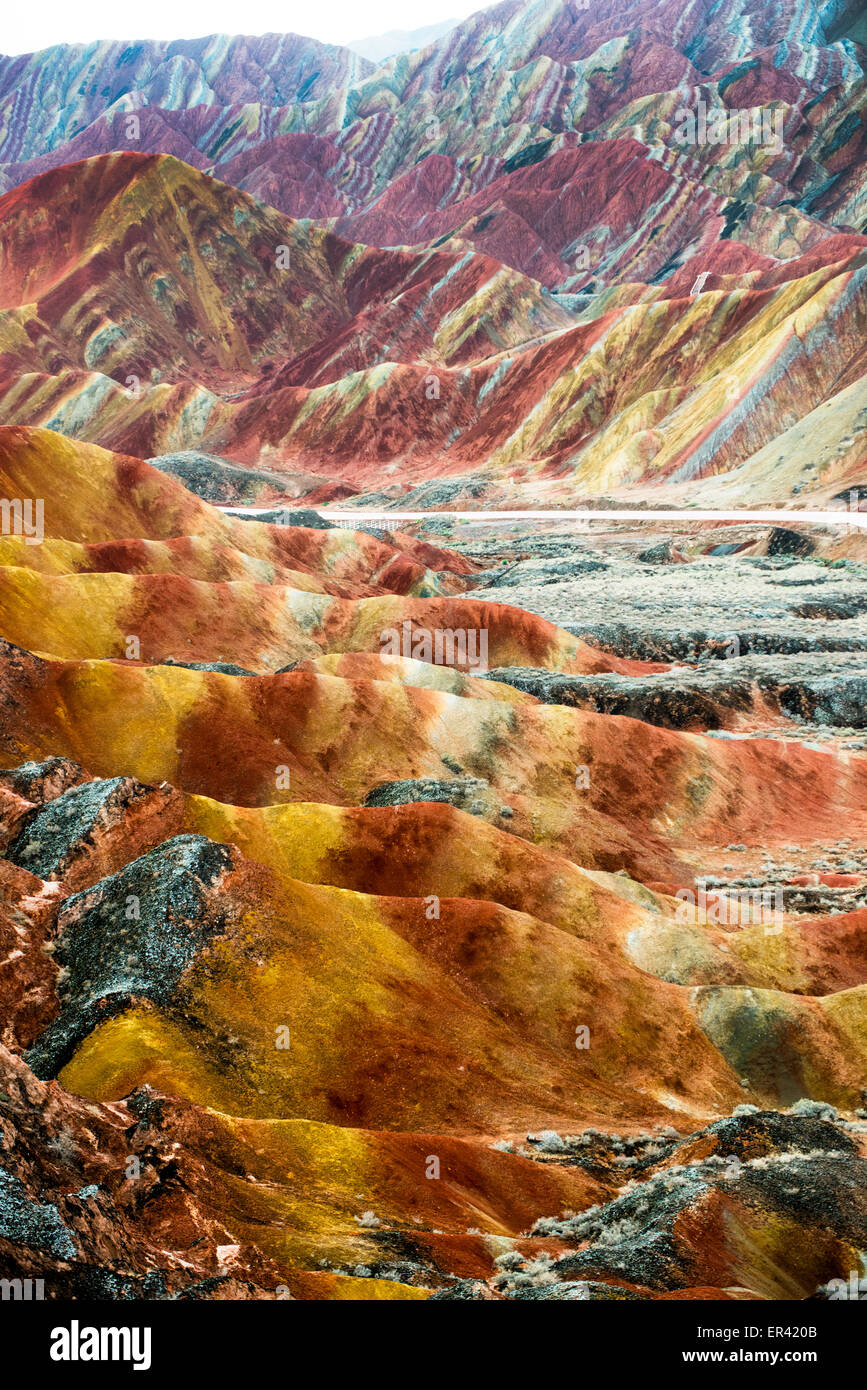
<box><xmin>0</xmin><ymin>152</ymin><xmax>863</xmax><ymax>503</ymax></box>
<box><xmin>0</xmin><ymin>0</ymin><xmax>866</xmax><ymax>1310</ymax></box>
<box><xmin>0</xmin><ymin>429</ymin><xmax>865</xmax><ymax>1300</ymax></box>
<box><xmin>0</xmin><ymin>0</ymin><xmax>864</xmax><ymax>505</ymax></box>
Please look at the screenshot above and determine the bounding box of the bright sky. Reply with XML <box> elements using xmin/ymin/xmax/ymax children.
<box><xmin>2</xmin><ymin>1</ymin><xmax>493</xmax><ymax>55</ymax></box>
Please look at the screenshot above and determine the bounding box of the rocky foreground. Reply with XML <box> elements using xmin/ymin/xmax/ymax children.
<box><xmin>0</xmin><ymin>426</ymin><xmax>865</xmax><ymax>1300</ymax></box>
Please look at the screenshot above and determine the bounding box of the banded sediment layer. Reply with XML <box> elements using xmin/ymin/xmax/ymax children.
<box><xmin>0</xmin><ymin>0</ymin><xmax>864</xmax><ymax>505</ymax></box>
<box><xmin>0</xmin><ymin>428</ymin><xmax>865</xmax><ymax>1299</ymax></box>
<box><xmin>1</xmin><ymin>0</ymin><xmax>865</xmax><ymax>1305</ymax></box>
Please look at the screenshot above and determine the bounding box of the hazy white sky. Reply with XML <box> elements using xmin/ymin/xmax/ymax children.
<box><xmin>2</xmin><ymin>1</ymin><xmax>494</xmax><ymax>55</ymax></box>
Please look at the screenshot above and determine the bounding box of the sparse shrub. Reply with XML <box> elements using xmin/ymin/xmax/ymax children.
<box><xmin>493</xmin><ymin>1250</ymin><xmax>524</xmax><ymax>1270</ymax></box>
<box><xmin>790</xmin><ymin>1099</ymin><xmax>839</xmax><ymax>1122</ymax></box>
<box><xmin>527</xmin><ymin>1129</ymin><xmax>567</xmax><ymax>1152</ymax></box>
